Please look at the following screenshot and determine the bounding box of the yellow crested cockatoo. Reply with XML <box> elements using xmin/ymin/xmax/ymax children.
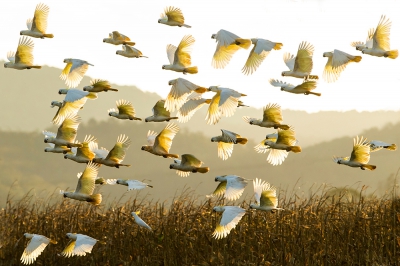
<box><xmin>269</xmin><ymin>79</ymin><xmax>321</xmax><ymax>96</ymax></box>
<box><xmin>131</xmin><ymin>211</ymin><xmax>152</xmax><ymax>230</ymax></box>
<box><xmin>243</xmin><ymin>103</ymin><xmax>290</xmax><ymax>129</ymax></box>
<box><xmin>333</xmin><ymin>136</ymin><xmax>376</xmax><ymax>170</ymax></box>
<box><xmin>4</xmin><ymin>37</ymin><xmax>41</xmax><ymax>70</ymax></box>
<box><xmin>206</xmin><ymin>86</ymin><xmax>246</xmax><ymax>125</ymax></box>
<box><xmin>211</xmin><ymin>29</ymin><xmax>251</xmax><ymax>69</ymax></box>
<box><xmin>108</xmin><ymin>99</ymin><xmax>142</xmax><ymax>121</ymax></box>
<box><xmin>162</xmin><ymin>35</ymin><xmax>198</xmax><ymax>74</ymax></box>
<box><xmin>106</xmin><ymin>179</ymin><xmax>153</xmax><ymax>191</ymax></box>
<box><xmin>60</xmin><ymin>233</ymin><xmax>98</xmax><ymax>258</ymax></box>
<box><xmin>60</xmin><ymin>162</ymin><xmax>102</xmax><ymax>205</ymax></box>
<box><xmin>43</xmin><ymin>113</ymin><xmax>82</xmax><ymax>148</ymax></box>
<box><xmin>242</xmin><ymin>38</ymin><xmax>283</xmax><ymax>75</ymax></box>
<box><xmin>145</xmin><ymin>100</ymin><xmax>178</xmax><ymax>122</ymax></box>
<box><xmin>212</xmin><ymin>206</ymin><xmax>246</xmax><ymax>239</ymax></box>
<box><xmin>177</xmin><ymin>98</ymin><xmax>211</xmax><ymax>123</ymax></box>
<box><xmin>83</xmin><ymin>79</ymin><xmax>118</xmax><ymax>92</ymax></box>
<box><xmin>141</xmin><ymin>123</ymin><xmax>179</xmax><ymax>158</ymax></box>
<box><xmin>63</xmin><ymin>135</ymin><xmax>97</xmax><ymax>163</ymax></box>
<box><xmin>281</xmin><ymin>41</ymin><xmax>318</xmax><ymax>80</ymax></box>
<box><xmin>158</xmin><ymin>6</ymin><xmax>191</xmax><ymax>28</ymax></box>
<box><xmin>103</xmin><ymin>31</ymin><xmax>135</xmax><ymax>46</ymax></box>
<box><xmin>92</xmin><ymin>134</ymin><xmax>131</xmax><ymax>168</ymax></box>
<box><xmin>20</xmin><ymin>233</ymin><xmax>57</xmax><ymax>265</ymax></box>
<box><xmin>367</xmin><ymin>140</ymin><xmax>397</xmax><ymax>152</ymax></box>
<box><xmin>211</xmin><ymin>129</ymin><xmax>248</xmax><ymax>160</ymax></box>
<box><xmin>169</xmin><ymin>154</ymin><xmax>209</xmax><ymax>177</ymax></box>
<box><xmin>164</xmin><ymin>78</ymin><xmax>207</xmax><ymax>112</ymax></box>
<box><xmin>60</xmin><ymin>58</ymin><xmax>94</xmax><ymax>88</ymax></box>
<box><xmin>361</xmin><ymin>15</ymin><xmax>398</xmax><ymax>59</ymax></box>
<box><xmin>351</xmin><ymin>28</ymin><xmax>374</xmax><ymax>51</ymax></box>
<box><xmin>116</xmin><ymin>44</ymin><xmax>148</xmax><ymax>58</ymax></box>
<box><xmin>208</xmin><ymin>175</ymin><xmax>249</xmax><ymax>201</ymax></box>
<box><xmin>322</xmin><ymin>50</ymin><xmax>362</xmax><ymax>83</ymax></box>
<box><xmin>250</xmin><ymin>178</ymin><xmax>284</xmax><ymax>212</ymax></box>
<box><xmin>20</xmin><ymin>3</ymin><xmax>53</xmax><ymax>39</ymax></box>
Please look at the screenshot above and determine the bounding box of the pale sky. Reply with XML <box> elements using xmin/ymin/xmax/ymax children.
<box><xmin>1</xmin><ymin>0</ymin><xmax>399</xmax><ymax>112</ymax></box>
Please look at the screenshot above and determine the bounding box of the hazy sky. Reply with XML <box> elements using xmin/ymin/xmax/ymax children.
<box><xmin>1</xmin><ymin>0</ymin><xmax>399</xmax><ymax>112</ymax></box>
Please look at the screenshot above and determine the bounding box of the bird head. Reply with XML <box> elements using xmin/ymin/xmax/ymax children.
<box><xmin>4</xmin><ymin>62</ymin><xmax>9</xmax><ymax>68</ymax></box>
<box><xmin>249</xmin><ymin>204</ymin><xmax>256</xmax><ymax>209</ymax></box>
<box><xmin>264</xmin><ymin>140</ymin><xmax>274</xmax><ymax>146</ymax></box>
<box><xmin>44</xmin><ymin>138</ymin><xmax>49</xmax><ymax>143</ymax></box>
<box><xmin>213</xmin><ymin>206</ymin><xmax>224</xmax><ymax>212</ymax></box>
<box><xmin>44</xmin><ymin>148</ymin><xmax>49</xmax><ymax>152</ymax></box>
<box><xmin>162</xmin><ymin>65</ymin><xmax>166</xmax><ymax>69</ymax></box>
<box><xmin>210</xmin><ymin>137</ymin><xmax>217</xmax><ymax>142</ymax></box>
<box><xmin>169</xmin><ymin>164</ymin><xmax>174</xmax><ymax>169</ymax></box>
<box><xmin>63</xmin><ymin>58</ymin><xmax>71</xmax><ymax>64</ymax></box>
<box><xmin>83</xmin><ymin>85</ymin><xmax>91</xmax><ymax>91</ymax></box>
<box><xmin>50</xmin><ymin>101</ymin><xmax>61</xmax><ymax>108</ymax></box>
<box><xmin>168</xmin><ymin>79</ymin><xmax>176</xmax><ymax>86</ymax></box>
<box><xmin>211</xmin><ymin>34</ymin><xmax>216</xmax><ymax>39</ymax></box>
<box><xmin>63</xmin><ymin>154</ymin><xmax>68</xmax><ymax>159</ymax></box>
<box><xmin>158</xmin><ymin>19</ymin><xmax>161</xmax><ymax>23</ymax></box>
<box><xmin>58</xmin><ymin>89</ymin><xmax>69</xmax><ymax>95</ymax></box>
<box><xmin>116</xmin><ymin>180</ymin><xmax>121</xmax><ymax>185</ymax></box>
<box><xmin>281</xmin><ymin>71</ymin><xmax>286</xmax><ymax>77</ymax></box>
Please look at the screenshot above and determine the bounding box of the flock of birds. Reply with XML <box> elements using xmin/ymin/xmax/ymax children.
<box><xmin>3</xmin><ymin>3</ymin><xmax>399</xmax><ymax>264</ymax></box>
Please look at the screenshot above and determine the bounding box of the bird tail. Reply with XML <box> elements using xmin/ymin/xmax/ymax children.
<box><xmin>123</xmin><ymin>41</ymin><xmax>136</xmax><ymax>46</ymax></box>
<box><xmin>29</xmin><ymin>66</ymin><xmax>42</xmax><ymax>69</ymax></box>
<box><xmin>235</xmin><ymin>38</ymin><xmax>252</xmax><ymax>49</ymax></box>
<box><xmin>147</xmin><ymin>185</ymin><xmax>154</xmax><ymax>188</ymax></box>
<box><xmin>117</xmin><ymin>164</ymin><xmax>131</xmax><ymax>168</ymax></box>
<box><xmin>385</xmin><ymin>144</ymin><xmax>397</xmax><ymax>151</ymax></box>
<box><xmin>352</xmin><ymin>56</ymin><xmax>362</xmax><ymax>62</ymax></box>
<box><xmin>194</xmin><ymin>87</ymin><xmax>208</xmax><ymax>94</ymax></box>
<box><xmin>309</xmin><ymin>92</ymin><xmax>321</xmax><ymax>96</ymax></box>
<box><xmin>276</xmin><ymin>124</ymin><xmax>290</xmax><ymax>130</ymax></box>
<box><xmin>361</xmin><ymin>164</ymin><xmax>376</xmax><ymax>171</ymax></box>
<box><xmin>384</xmin><ymin>50</ymin><xmax>398</xmax><ymax>59</ymax></box>
<box><xmin>196</xmin><ymin>167</ymin><xmax>210</xmax><ymax>174</ymax></box>
<box><xmin>163</xmin><ymin>153</ymin><xmax>179</xmax><ymax>159</ymax></box>
<box><xmin>132</xmin><ymin>117</ymin><xmax>142</xmax><ymax>121</ymax></box>
<box><xmin>289</xmin><ymin>146</ymin><xmax>302</xmax><ymax>153</ymax></box>
<box><xmin>108</xmin><ymin>88</ymin><xmax>119</xmax><ymax>92</ymax></box>
<box><xmin>68</xmin><ymin>143</ymin><xmax>83</xmax><ymax>148</ymax></box>
<box><xmin>167</xmin><ymin>117</ymin><xmax>179</xmax><ymax>121</ymax></box>
<box><xmin>182</xmin><ymin>24</ymin><xmax>191</xmax><ymax>28</ymax></box>
<box><xmin>87</xmin><ymin>92</ymin><xmax>98</xmax><ymax>99</ymax></box>
<box><xmin>236</xmin><ymin>137</ymin><xmax>248</xmax><ymax>145</ymax></box>
<box><xmin>307</xmin><ymin>75</ymin><xmax>319</xmax><ymax>80</ymax></box>
<box><xmin>50</xmin><ymin>239</ymin><xmax>58</xmax><ymax>244</ymax></box>
<box><xmin>88</xmin><ymin>193</ymin><xmax>102</xmax><ymax>205</ymax></box>
<box><xmin>43</xmin><ymin>33</ymin><xmax>54</xmax><ymax>38</ymax></box>
<box><xmin>184</xmin><ymin>66</ymin><xmax>198</xmax><ymax>74</ymax></box>
<box><xmin>274</xmin><ymin>43</ymin><xmax>283</xmax><ymax>50</ymax></box>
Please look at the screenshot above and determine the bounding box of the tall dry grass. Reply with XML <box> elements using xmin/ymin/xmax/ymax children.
<box><xmin>0</xmin><ymin>185</ymin><xmax>399</xmax><ymax>266</ymax></box>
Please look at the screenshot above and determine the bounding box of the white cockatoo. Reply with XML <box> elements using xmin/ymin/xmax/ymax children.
<box><xmin>249</xmin><ymin>178</ymin><xmax>284</xmax><ymax>212</ymax></box>
<box><xmin>60</xmin><ymin>233</ymin><xmax>98</xmax><ymax>258</ymax></box>
<box><xmin>60</xmin><ymin>162</ymin><xmax>102</xmax><ymax>205</ymax></box>
<box><xmin>211</xmin><ymin>29</ymin><xmax>251</xmax><ymax>69</ymax></box>
<box><xmin>242</xmin><ymin>38</ymin><xmax>283</xmax><ymax>75</ymax></box>
<box><xmin>177</xmin><ymin>98</ymin><xmax>211</xmax><ymax>123</ymax></box>
<box><xmin>141</xmin><ymin>123</ymin><xmax>179</xmax><ymax>158</ymax></box>
<box><xmin>333</xmin><ymin>136</ymin><xmax>376</xmax><ymax>170</ymax></box>
<box><xmin>4</xmin><ymin>37</ymin><xmax>41</xmax><ymax>70</ymax></box>
<box><xmin>269</xmin><ymin>79</ymin><xmax>321</xmax><ymax>96</ymax></box>
<box><xmin>20</xmin><ymin>233</ymin><xmax>57</xmax><ymax>265</ymax></box>
<box><xmin>158</xmin><ymin>6</ymin><xmax>191</xmax><ymax>28</ymax></box>
<box><xmin>145</xmin><ymin>100</ymin><xmax>178</xmax><ymax>122</ymax></box>
<box><xmin>162</xmin><ymin>35</ymin><xmax>198</xmax><ymax>74</ymax></box>
<box><xmin>211</xmin><ymin>129</ymin><xmax>248</xmax><ymax>160</ymax></box>
<box><xmin>243</xmin><ymin>103</ymin><xmax>290</xmax><ymax>129</ymax></box>
<box><xmin>351</xmin><ymin>28</ymin><xmax>374</xmax><ymax>51</ymax></box>
<box><xmin>60</xmin><ymin>59</ymin><xmax>94</xmax><ymax>88</ymax></box>
<box><xmin>164</xmin><ymin>78</ymin><xmax>207</xmax><ymax>112</ymax></box>
<box><xmin>103</xmin><ymin>31</ymin><xmax>135</xmax><ymax>45</ymax></box>
<box><xmin>108</xmin><ymin>99</ymin><xmax>142</xmax><ymax>121</ymax></box>
<box><xmin>92</xmin><ymin>134</ymin><xmax>131</xmax><ymax>168</ymax></box>
<box><xmin>263</xmin><ymin>127</ymin><xmax>302</xmax><ymax>166</ymax></box>
<box><xmin>206</xmin><ymin>86</ymin><xmax>246</xmax><ymax>125</ymax></box>
<box><xmin>367</xmin><ymin>140</ymin><xmax>397</xmax><ymax>152</ymax></box>
<box><xmin>131</xmin><ymin>211</ymin><xmax>152</xmax><ymax>230</ymax></box>
<box><xmin>63</xmin><ymin>135</ymin><xmax>97</xmax><ymax>163</ymax></box>
<box><xmin>20</xmin><ymin>3</ymin><xmax>53</xmax><ymax>39</ymax></box>
<box><xmin>83</xmin><ymin>79</ymin><xmax>118</xmax><ymax>92</ymax></box>
<box><xmin>212</xmin><ymin>206</ymin><xmax>246</xmax><ymax>239</ymax></box>
<box><xmin>208</xmin><ymin>175</ymin><xmax>249</xmax><ymax>201</ymax></box>
<box><xmin>322</xmin><ymin>50</ymin><xmax>362</xmax><ymax>83</ymax></box>
<box><xmin>169</xmin><ymin>154</ymin><xmax>209</xmax><ymax>177</ymax></box>
<box><xmin>116</xmin><ymin>44</ymin><xmax>148</xmax><ymax>58</ymax></box>
<box><xmin>106</xmin><ymin>179</ymin><xmax>153</xmax><ymax>191</ymax></box>
<box><xmin>43</xmin><ymin>113</ymin><xmax>82</xmax><ymax>148</ymax></box>
<box><xmin>281</xmin><ymin>41</ymin><xmax>318</xmax><ymax>80</ymax></box>
<box><xmin>361</xmin><ymin>15</ymin><xmax>398</xmax><ymax>59</ymax></box>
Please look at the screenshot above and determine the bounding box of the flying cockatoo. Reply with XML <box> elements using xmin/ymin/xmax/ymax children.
<box><xmin>322</xmin><ymin>50</ymin><xmax>362</xmax><ymax>83</ymax></box>
<box><xmin>211</xmin><ymin>29</ymin><xmax>251</xmax><ymax>69</ymax></box>
<box><xmin>4</xmin><ymin>37</ymin><xmax>41</xmax><ymax>70</ymax></box>
<box><xmin>177</xmin><ymin>98</ymin><xmax>212</xmax><ymax>123</ymax></box>
<box><xmin>208</xmin><ymin>175</ymin><xmax>248</xmax><ymax>201</ymax></box>
<box><xmin>106</xmin><ymin>179</ymin><xmax>153</xmax><ymax>191</ymax></box>
<box><xmin>333</xmin><ymin>136</ymin><xmax>376</xmax><ymax>170</ymax></box>
<box><xmin>211</xmin><ymin>129</ymin><xmax>248</xmax><ymax>160</ymax></box>
<box><xmin>281</xmin><ymin>41</ymin><xmax>319</xmax><ymax>80</ymax></box>
<box><xmin>60</xmin><ymin>59</ymin><xmax>94</xmax><ymax>88</ymax></box>
<box><xmin>108</xmin><ymin>99</ymin><xmax>142</xmax><ymax>121</ymax></box>
<box><xmin>92</xmin><ymin>134</ymin><xmax>131</xmax><ymax>168</ymax></box>
<box><xmin>103</xmin><ymin>31</ymin><xmax>135</xmax><ymax>46</ymax></box>
<box><xmin>43</xmin><ymin>113</ymin><xmax>82</xmax><ymax>148</ymax></box>
<box><xmin>269</xmin><ymin>79</ymin><xmax>321</xmax><ymax>96</ymax></box>
<box><xmin>158</xmin><ymin>6</ymin><xmax>191</xmax><ymax>28</ymax></box>
<box><xmin>249</xmin><ymin>178</ymin><xmax>284</xmax><ymax>212</ymax></box>
<box><xmin>63</xmin><ymin>135</ymin><xmax>97</xmax><ymax>163</ymax></box>
<box><xmin>141</xmin><ymin>123</ymin><xmax>179</xmax><ymax>158</ymax></box>
<box><xmin>263</xmin><ymin>127</ymin><xmax>302</xmax><ymax>166</ymax></box>
<box><xmin>20</xmin><ymin>233</ymin><xmax>57</xmax><ymax>265</ymax></box>
<box><xmin>361</xmin><ymin>15</ymin><xmax>398</xmax><ymax>59</ymax></box>
<box><xmin>243</xmin><ymin>103</ymin><xmax>290</xmax><ymax>129</ymax></box>
<box><xmin>131</xmin><ymin>211</ymin><xmax>152</xmax><ymax>230</ymax></box>
<box><xmin>351</xmin><ymin>28</ymin><xmax>374</xmax><ymax>51</ymax></box>
<box><xmin>212</xmin><ymin>206</ymin><xmax>246</xmax><ymax>239</ymax></box>
<box><xmin>169</xmin><ymin>154</ymin><xmax>209</xmax><ymax>177</ymax></box>
<box><xmin>206</xmin><ymin>86</ymin><xmax>247</xmax><ymax>125</ymax></box>
<box><xmin>242</xmin><ymin>38</ymin><xmax>283</xmax><ymax>75</ymax></box>
<box><xmin>60</xmin><ymin>233</ymin><xmax>98</xmax><ymax>257</ymax></box>
<box><xmin>162</xmin><ymin>35</ymin><xmax>198</xmax><ymax>74</ymax></box>
<box><xmin>20</xmin><ymin>3</ymin><xmax>53</xmax><ymax>39</ymax></box>
<box><xmin>116</xmin><ymin>45</ymin><xmax>148</xmax><ymax>58</ymax></box>
<box><xmin>164</xmin><ymin>78</ymin><xmax>207</xmax><ymax>112</ymax></box>
<box><xmin>367</xmin><ymin>140</ymin><xmax>397</xmax><ymax>152</ymax></box>
<box><xmin>60</xmin><ymin>162</ymin><xmax>102</xmax><ymax>205</ymax></box>
<box><xmin>83</xmin><ymin>79</ymin><xmax>118</xmax><ymax>92</ymax></box>
<box><xmin>145</xmin><ymin>100</ymin><xmax>178</xmax><ymax>122</ymax></box>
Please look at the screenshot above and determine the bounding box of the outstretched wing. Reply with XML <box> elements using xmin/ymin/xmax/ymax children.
<box><xmin>293</xmin><ymin>41</ymin><xmax>314</xmax><ymax>73</ymax></box>
<box><xmin>15</xmin><ymin>37</ymin><xmax>34</xmax><ymax>65</ymax></box>
<box><xmin>174</xmin><ymin>35</ymin><xmax>195</xmax><ymax>67</ymax></box>
<box><xmin>31</xmin><ymin>3</ymin><xmax>50</xmax><ymax>33</ymax></box>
